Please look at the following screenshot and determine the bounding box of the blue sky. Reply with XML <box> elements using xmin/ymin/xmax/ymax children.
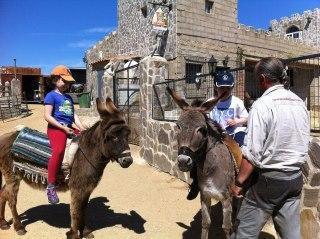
<box><xmin>1</xmin><ymin>0</ymin><xmax>319</xmax><ymax>74</ymax></box>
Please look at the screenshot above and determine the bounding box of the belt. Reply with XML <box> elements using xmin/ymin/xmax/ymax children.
<box><xmin>259</xmin><ymin>169</ymin><xmax>302</xmax><ymax>179</ymax></box>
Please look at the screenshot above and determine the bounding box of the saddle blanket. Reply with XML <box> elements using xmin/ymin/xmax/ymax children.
<box><xmin>11</xmin><ymin>127</ymin><xmax>79</xmax><ymax>184</ymax></box>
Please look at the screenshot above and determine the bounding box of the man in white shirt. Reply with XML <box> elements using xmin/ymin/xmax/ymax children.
<box><xmin>231</xmin><ymin>57</ymin><xmax>310</xmax><ymax>239</ymax></box>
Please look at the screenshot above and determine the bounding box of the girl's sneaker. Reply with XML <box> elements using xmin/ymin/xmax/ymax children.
<box><xmin>46</xmin><ymin>185</ymin><xmax>59</xmax><ymax>204</ymax></box>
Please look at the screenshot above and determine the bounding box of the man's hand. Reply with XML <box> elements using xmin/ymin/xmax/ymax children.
<box><xmin>231</xmin><ymin>184</ymin><xmax>243</xmax><ymax>198</ymax></box>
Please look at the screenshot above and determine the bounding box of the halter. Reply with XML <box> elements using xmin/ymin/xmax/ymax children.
<box><xmin>75</xmin><ymin>120</ymin><xmax>131</xmax><ymax>172</ymax></box>
<box><xmin>178</xmin><ymin>128</ymin><xmax>218</xmax><ymax>164</ymax></box>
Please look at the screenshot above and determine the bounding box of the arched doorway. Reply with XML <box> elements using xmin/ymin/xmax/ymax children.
<box><xmin>286</xmin><ymin>25</ymin><xmax>302</xmax><ymax>39</ymax></box>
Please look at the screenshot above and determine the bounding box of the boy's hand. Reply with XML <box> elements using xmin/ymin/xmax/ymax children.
<box><xmin>226</xmin><ymin>119</ymin><xmax>238</xmax><ymax>127</ymax></box>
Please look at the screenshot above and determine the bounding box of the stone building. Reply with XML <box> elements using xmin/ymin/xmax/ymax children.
<box><xmin>86</xmin><ymin>0</ymin><xmax>320</xmax><ymax>101</ymax></box>
<box><xmin>83</xmin><ymin>2</ymin><xmax>320</xmax><ymax>237</ymax></box>
<box><xmin>271</xmin><ymin>8</ymin><xmax>320</xmax><ymax>47</ymax></box>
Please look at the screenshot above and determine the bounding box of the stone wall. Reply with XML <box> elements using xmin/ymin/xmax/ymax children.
<box><xmin>139</xmin><ymin>56</ymin><xmax>189</xmax><ymax>182</ymax></box>
<box><xmin>301</xmin><ymin>138</ymin><xmax>320</xmax><ymax>238</ymax></box>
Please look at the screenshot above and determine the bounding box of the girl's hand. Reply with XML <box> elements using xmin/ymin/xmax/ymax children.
<box><xmin>79</xmin><ymin>126</ymin><xmax>86</xmax><ymax>132</ymax></box>
<box><xmin>63</xmin><ymin>126</ymin><xmax>74</xmax><ymax>135</ymax></box>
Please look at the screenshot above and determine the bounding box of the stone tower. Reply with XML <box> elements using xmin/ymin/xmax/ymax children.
<box><xmin>271</xmin><ymin>8</ymin><xmax>320</xmax><ymax>47</ymax></box>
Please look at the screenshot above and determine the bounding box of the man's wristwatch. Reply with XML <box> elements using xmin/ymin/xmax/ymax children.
<box><xmin>235</xmin><ymin>178</ymin><xmax>243</xmax><ymax>188</ymax></box>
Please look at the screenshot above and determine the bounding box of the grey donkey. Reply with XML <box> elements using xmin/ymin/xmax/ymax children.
<box><xmin>167</xmin><ymin>87</ymin><xmax>237</xmax><ymax>239</ymax></box>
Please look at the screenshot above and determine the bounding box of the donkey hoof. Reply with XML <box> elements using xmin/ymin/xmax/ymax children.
<box><xmin>16</xmin><ymin>228</ymin><xmax>27</xmax><ymax>235</ymax></box>
<box><xmin>84</xmin><ymin>232</ymin><xmax>95</xmax><ymax>239</ymax></box>
<box><xmin>66</xmin><ymin>230</ymin><xmax>80</xmax><ymax>239</ymax></box>
<box><xmin>0</xmin><ymin>220</ymin><xmax>11</xmax><ymax>230</ymax></box>
<box><xmin>83</xmin><ymin>227</ymin><xmax>94</xmax><ymax>239</ymax></box>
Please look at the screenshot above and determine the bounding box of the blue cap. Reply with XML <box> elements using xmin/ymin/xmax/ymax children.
<box><xmin>214</xmin><ymin>70</ymin><xmax>234</xmax><ymax>87</ymax></box>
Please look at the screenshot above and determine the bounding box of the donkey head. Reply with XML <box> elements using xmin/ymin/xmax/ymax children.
<box><xmin>96</xmin><ymin>98</ymin><xmax>133</xmax><ymax>168</ymax></box>
<box><xmin>167</xmin><ymin>87</ymin><xmax>224</xmax><ymax>172</ymax></box>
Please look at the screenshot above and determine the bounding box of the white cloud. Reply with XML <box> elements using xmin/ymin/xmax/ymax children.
<box><xmin>68</xmin><ymin>40</ymin><xmax>95</xmax><ymax>48</ymax></box>
<box><xmin>84</xmin><ymin>27</ymin><xmax>115</xmax><ymax>34</ymax></box>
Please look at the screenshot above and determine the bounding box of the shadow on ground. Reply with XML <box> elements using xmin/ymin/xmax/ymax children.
<box><xmin>177</xmin><ymin>202</ymin><xmax>275</xmax><ymax>239</ymax></box>
<box><xmin>19</xmin><ymin>196</ymin><xmax>146</xmax><ymax>234</ymax></box>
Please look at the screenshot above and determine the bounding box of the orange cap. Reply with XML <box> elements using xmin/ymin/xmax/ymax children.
<box><xmin>51</xmin><ymin>65</ymin><xmax>75</xmax><ymax>82</ymax></box>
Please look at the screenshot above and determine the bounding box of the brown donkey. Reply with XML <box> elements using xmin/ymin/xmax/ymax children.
<box><xmin>0</xmin><ymin>98</ymin><xmax>133</xmax><ymax>239</ymax></box>
<box><xmin>167</xmin><ymin>87</ymin><xmax>237</xmax><ymax>239</ymax></box>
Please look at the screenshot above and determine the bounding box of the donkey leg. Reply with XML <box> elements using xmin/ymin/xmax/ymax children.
<box><xmin>67</xmin><ymin>189</ymin><xmax>92</xmax><ymax>239</ymax></box>
<box><xmin>5</xmin><ymin>177</ymin><xmax>25</xmax><ymax>235</ymax></box>
<box><xmin>222</xmin><ymin>197</ymin><xmax>233</xmax><ymax>239</ymax></box>
<box><xmin>200</xmin><ymin>194</ymin><xmax>211</xmax><ymax>239</ymax></box>
<box><xmin>0</xmin><ymin>184</ymin><xmax>11</xmax><ymax>230</ymax></box>
<box><xmin>78</xmin><ymin>193</ymin><xmax>93</xmax><ymax>239</ymax></box>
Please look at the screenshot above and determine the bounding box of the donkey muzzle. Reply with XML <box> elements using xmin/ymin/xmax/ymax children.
<box><xmin>117</xmin><ymin>150</ymin><xmax>133</xmax><ymax>168</ymax></box>
<box><xmin>177</xmin><ymin>154</ymin><xmax>193</xmax><ymax>172</ymax></box>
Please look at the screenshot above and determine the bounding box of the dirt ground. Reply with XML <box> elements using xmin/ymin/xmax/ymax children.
<box><xmin>0</xmin><ymin>105</ymin><xmax>276</xmax><ymax>239</ymax></box>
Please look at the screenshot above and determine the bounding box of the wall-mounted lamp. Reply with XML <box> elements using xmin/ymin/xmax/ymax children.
<box><xmin>223</xmin><ymin>56</ymin><xmax>229</xmax><ymax>68</ymax></box>
<box><xmin>141</xmin><ymin>4</ymin><xmax>148</xmax><ymax>17</ymax></box>
<box><xmin>305</xmin><ymin>16</ymin><xmax>312</xmax><ymax>30</ymax></box>
<box><xmin>208</xmin><ymin>55</ymin><xmax>218</xmax><ymax>75</ymax></box>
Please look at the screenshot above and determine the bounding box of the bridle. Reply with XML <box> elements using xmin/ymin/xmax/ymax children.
<box><xmin>178</xmin><ymin>121</ymin><xmax>219</xmax><ymax>164</ymax></box>
<box><xmin>76</xmin><ymin>120</ymin><xmax>131</xmax><ymax>171</ymax></box>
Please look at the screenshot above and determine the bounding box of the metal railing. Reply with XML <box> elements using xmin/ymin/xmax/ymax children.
<box><xmin>153</xmin><ymin>53</ymin><xmax>320</xmax><ymax>133</ymax></box>
<box><xmin>113</xmin><ymin>62</ymin><xmax>141</xmax><ymax>145</ymax></box>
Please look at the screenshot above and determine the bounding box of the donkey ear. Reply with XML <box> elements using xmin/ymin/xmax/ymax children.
<box><xmin>200</xmin><ymin>91</ymin><xmax>228</xmax><ymax>112</ymax></box>
<box><xmin>166</xmin><ymin>86</ymin><xmax>189</xmax><ymax>110</ymax></box>
<box><xmin>96</xmin><ymin>98</ymin><xmax>108</xmax><ymax>116</ymax></box>
<box><xmin>105</xmin><ymin>97</ymin><xmax>120</xmax><ymax>114</ymax></box>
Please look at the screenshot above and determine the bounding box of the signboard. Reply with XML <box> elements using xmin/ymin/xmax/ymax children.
<box><xmin>152</xmin><ymin>8</ymin><xmax>168</xmax><ymax>31</ymax></box>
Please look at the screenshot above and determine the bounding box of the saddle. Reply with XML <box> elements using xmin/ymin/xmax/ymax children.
<box><xmin>11</xmin><ymin>127</ymin><xmax>79</xmax><ymax>185</ymax></box>
<box><xmin>206</xmin><ymin>120</ymin><xmax>242</xmax><ymax>172</ymax></box>
<box><xmin>222</xmin><ymin>135</ymin><xmax>242</xmax><ymax>171</ymax></box>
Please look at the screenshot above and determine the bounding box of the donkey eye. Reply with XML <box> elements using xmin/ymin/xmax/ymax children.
<box><xmin>197</xmin><ymin>127</ymin><xmax>208</xmax><ymax>136</ymax></box>
<box><xmin>175</xmin><ymin>124</ymin><xmax>181</xmax><ymax>130</ymax></box>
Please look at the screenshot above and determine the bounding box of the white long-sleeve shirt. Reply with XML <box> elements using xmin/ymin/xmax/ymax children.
<box><xmin>209</xmin><ymin>96</ymin><xmax>248</xmax><ymax>134</ymax></box>
<box><xmin>241</xmin><ymin>85</ymin><xmax>310</xmax><ymax>171</ymax></box>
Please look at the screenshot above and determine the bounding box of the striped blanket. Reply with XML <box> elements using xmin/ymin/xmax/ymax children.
<box><xmin>11</xmin><ymin>127</ymin><xmax>78</xmax><ymax>185</ymax></box>
<box><xmin>11</xmin><ymin>127</ymin><xmax>51</xmax><ymax>167</ymax></box>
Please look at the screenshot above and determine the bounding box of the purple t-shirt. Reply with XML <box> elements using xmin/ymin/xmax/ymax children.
<box><xmin>44</xmin><ymin>90</ymin><xmax>74</xmax><ymax>127</ymax></box>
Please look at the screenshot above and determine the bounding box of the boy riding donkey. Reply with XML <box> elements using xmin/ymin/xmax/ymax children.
<box><xmin>187</xmin><ymin>70</ymin><xmax>248</xmax><ymax>200</ymax></box>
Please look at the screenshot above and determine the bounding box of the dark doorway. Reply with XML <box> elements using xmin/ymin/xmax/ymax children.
<box><xmin>22</xmin><ymin>75</ymin><xmax>40</xmax><ymax>101</ymax></box>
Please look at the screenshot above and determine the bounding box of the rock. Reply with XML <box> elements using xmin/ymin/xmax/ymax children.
<box><xmin>309</xmin><ymin>138</ymin><xmax>320</xmax><ymax>169</ymax></box>
<box><xmin>300</xmin><ymin>208</ymin><xmax>320</xmax><ymax>239</ymax></box>
<box><xmin>144</xmin><ymin>148</ymin><xmax>154</xmax><ymax>164</ymax></box>
<box><xmin>303</xmin><ymin>186</ymin><xmax>320</xmax><ymax>207</ymax></box>
<box><xmin>310</xmin><ymin>171</ymin><xmax>320</xmax><ymax>187</ymax></box>
<box><xmin>154</xmin><ymin>153</ymin><xmax>172</xmax><ymax>173</ymax></box>
<box><xmin>158</xmin><ymin>128</ymin><xmax>169</xmax><ymax>145</ymax></box>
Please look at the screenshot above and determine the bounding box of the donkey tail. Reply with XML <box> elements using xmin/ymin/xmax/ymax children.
<box><xmin>0</xmin><ymin>171</ymin><xmax>2</xmax><ymax>189</ymax></box>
